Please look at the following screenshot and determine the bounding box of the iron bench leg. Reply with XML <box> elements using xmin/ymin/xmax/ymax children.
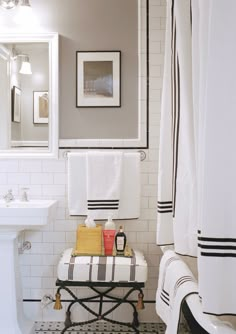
<box><xmin>54</xmin><ymin>281</ymin><xmax>145</xmax><ymax>334</ymax></box>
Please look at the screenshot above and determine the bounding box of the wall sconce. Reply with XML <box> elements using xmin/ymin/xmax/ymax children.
<box><xmin>19</xmin><ymin>55</ymin><xmax>32</xmax><ymax>75</ymax></box>
<box><xmin>0</xmin><ymin>0</ymin><xmax>37</xmax><ymax>27</ymax></box>
<box><xmin>0</xmin><ymin>0</ymin><xmax>19</xmax><ymax>9</ymax></box>
<box><xmin>0</xmin><ymin>0</ymin><xmax>31</xmax><ymax>10</ymax></box>
<box><xmin>12</xmin><ymin>49</ymin><xmax>32</xmax><ymax>75</ymax></box>
<box><xmin>0</xmin><ymin>0</ymin><xmax>33</xmax><ymax>25</ymax></box>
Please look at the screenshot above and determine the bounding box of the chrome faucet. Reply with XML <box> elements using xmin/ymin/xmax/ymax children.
<box><xmin>20</xmin><ymin>187</ymin><xmax>29</xmax><ymax>202</ymax></box>
<box><xmin>3</xmin><ymin>189</ymin><xmax>15</xmax><ymax>203</ymax></box>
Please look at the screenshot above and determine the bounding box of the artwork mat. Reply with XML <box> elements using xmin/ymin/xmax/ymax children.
<box><xmin>76</xmin><ymin>51</ymin><xmax>121</xmax><ymax>107</ymax></box>
<box><xmin>33</xmin><ymin>91</ymin><xmax>49</xmax><ymax>124</ymax></box>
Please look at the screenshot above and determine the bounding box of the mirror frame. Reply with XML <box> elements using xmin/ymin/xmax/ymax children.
<box><xmin>0</xmin><ymin>32</ymin><xmax>59</xmax><ymax>159</ymax></box>
<box><xmin>59</xmin><ymin>0</ymin><xmax>149</xmax><ymax>149</ymax></box>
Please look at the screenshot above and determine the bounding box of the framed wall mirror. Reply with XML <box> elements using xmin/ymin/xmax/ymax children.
<box><xmin>59</xmin><ymin>0</ymin><xmax>148</xmax><ymax>149</ymax></box>
<box><xmin>0</xmin><ymin>32</ymin><xmax>58</xmax><ymax>158</ymax></box>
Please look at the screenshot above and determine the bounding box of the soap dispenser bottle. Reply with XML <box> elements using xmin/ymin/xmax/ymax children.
<box><xmin>115</xmin><ymin>226</ymin><xmax>127</xmax><ymax>255</ymax></box>
<box><xmin>103</xmin><ymin>216</ymin><xmax>116</xmax><ymax>256</ymax></box>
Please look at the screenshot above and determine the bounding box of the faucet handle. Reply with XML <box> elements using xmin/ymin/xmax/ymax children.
<box><xmin>20</xmin><ymin>187</ymin><xmax>29</xmax><ymax>202</ymax></box>
<box><xmin>3</xmin><ymin>189</ymin><xmax>14</xmax><ymax>201</ymax></box>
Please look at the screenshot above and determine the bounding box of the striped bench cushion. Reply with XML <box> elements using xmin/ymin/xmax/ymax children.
<box><xmin>57</xmin><ymin>248</ymin><xmax>148</xmax><ymax>282</ymax></box>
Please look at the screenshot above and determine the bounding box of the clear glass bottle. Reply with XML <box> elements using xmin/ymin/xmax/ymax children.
<box><xmin>115</xmin><ymin>225</ymin><xmax>127</xmax><ymax>255</ymax></box>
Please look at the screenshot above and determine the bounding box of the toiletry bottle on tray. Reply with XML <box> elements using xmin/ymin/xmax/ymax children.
<box><xmin>103</xmin><ymin>216</ymin><xmax>116</xmax><ymax>256</ymax></box>
<box><xmin>115</xmin><ymin>225</ymin><xmax>126</xmax><ymax>255</ymax></box>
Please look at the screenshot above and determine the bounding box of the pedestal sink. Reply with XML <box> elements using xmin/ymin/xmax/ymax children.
<box><xmin>0</xmin><ymin>199</ymin><xmax>57</xmax><ymax>334</ymax></box>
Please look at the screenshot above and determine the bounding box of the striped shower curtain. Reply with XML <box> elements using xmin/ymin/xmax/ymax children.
<box><xmin>157</xmin><ymin>0</ymin><xmax>197</xmax><ymax>256</ymax></box>
<box><xmin>157</xmin><ymin>0</ymin><xmax>236</xmax><ymax>315</ymax></box>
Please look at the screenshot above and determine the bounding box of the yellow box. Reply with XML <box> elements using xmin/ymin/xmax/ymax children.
<box><xmin>76</xmin><ymin>224</ymin><xmax>102</xmax><ymax>255</ymax></box>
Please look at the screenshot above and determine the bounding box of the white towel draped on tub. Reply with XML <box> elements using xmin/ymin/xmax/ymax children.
<box><xmin>86</xmin><ymin>151</ymin><xmax>123</xmax><ymax>219</ymax></box>
<box><xmin>68</xmin><ymin>152</ymin><xmax>140</xmax><ymax>220</ymax></box>
<box><xmin>156</xmin><ymin>250</ymin><xmax>198</xmax><ymax>334</ymax></box>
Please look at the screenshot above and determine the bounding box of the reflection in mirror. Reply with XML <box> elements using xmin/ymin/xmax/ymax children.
<box><xmin>8</xmin><ymin>42</ymin><xmax>49</xmax><ymax>149</ymax></box>
<box><xmin>0</xmin><ymin>45</ymin><xmax>10</xmax><ymax>150</ymax></box>
<box><xmin>0</xmin><ymin>33</ymin><xmax>58</xmax><ymax>158</ymax></box>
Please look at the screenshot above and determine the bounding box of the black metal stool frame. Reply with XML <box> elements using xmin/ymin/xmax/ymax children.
<box><xmin>55</xmin><ymin>279</ymin><xmax>145</xmax><ymax>334</ymax></box>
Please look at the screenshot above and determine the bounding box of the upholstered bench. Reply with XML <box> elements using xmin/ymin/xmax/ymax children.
<box><xmin>54</xmin><ymin>248</ymin><xmax>148</xmax><ymax>334</ymax></box>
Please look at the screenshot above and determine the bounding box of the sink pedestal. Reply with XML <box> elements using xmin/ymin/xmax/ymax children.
<box><xmin>0</xmin><ymin>231</ymin><xmax>34</xmax><ymax>334</ymax></box>
<box><xmin>0</xmin><ymin>199</ymin><xmax>57</xmax><ymax>333</ymax></box>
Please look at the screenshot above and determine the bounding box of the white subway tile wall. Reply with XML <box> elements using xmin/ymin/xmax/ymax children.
<box><xmin>0</xmin><ymin>2</ymin><xmax>166</xmax><ymax>324</ymax></box>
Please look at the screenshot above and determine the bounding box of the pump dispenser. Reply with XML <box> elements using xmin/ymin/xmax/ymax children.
<box><xmin>105</xmin><ymin>216</ymin><xmax>116</xmax><ymax>230</ymax></box>
<box><xmin>103</xmin><ymin>216</ymin><xmax>116</xmax><ymax>256</ymax></box>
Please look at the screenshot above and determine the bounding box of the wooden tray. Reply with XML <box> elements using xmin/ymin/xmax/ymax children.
<box><xmin>72</xmin><ymin>245</ymin><xmax>133</xmax><ymax>258</ymax></box>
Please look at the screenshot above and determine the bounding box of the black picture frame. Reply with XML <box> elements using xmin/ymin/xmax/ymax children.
<box><xmin>76</xmin><ymin>51</ymin><xmax>121</xmax><ymax>108</ymax></box>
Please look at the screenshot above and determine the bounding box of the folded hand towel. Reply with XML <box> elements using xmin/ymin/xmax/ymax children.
<box><xmin>156</xmin><ymin>250</ymin><xmax>198</xmax><ymax>333</ymax></box>
<box><xmin>118</xmin><ymin>152</ymin><xmax>140</xmax><ymax>219</ymax></box>
<box><xmin>68</xmin><ymin>151</ymin><xmax>140</xmax><ymax>219</ymax></box>
<box><xmin>68</xmin><ymin>152</ymin><xmax>87</xmax><ymax>216</ymax></box>
<box><xmin>86</xmin><ymin>151</ymin><xmax>123</xmax><ymax>219</ymax></box>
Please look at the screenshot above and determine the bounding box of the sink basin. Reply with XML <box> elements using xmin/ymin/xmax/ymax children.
<box><xmin>0</xmin><ymin>199</ymin><xmax>57</xmax><ymax>231</ymax></box>
<box><xmin>0</xmin><ymin>199</ymin><xmax>57</xmax><ymax>333</ymax></box>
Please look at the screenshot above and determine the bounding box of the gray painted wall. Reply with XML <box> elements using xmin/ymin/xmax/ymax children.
<box><xmin>31</xmin><ymin>0</ymin><xmax>138</xmax><ymax>140</ymax></box>
<box><xmin>0</xmin><ymin>52</ymin><xmax>9</xmax><ymax>149</ymax></box>
<box><xmin>21</xmin><ymin>46</ymin><xmax>49</xmax><ymax>141</ymax></box>
<box><xmin>11</xmin><ymin>53</ymin><xmax>21</xmax><ymax>141</ymax></box>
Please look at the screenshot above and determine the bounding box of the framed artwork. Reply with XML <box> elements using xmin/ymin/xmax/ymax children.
<box><xmin>33</xmin><ymin>91</ymin><xmax>49</xmax><ymax>124</ymax></box>
<box><xmin>12</xmin><ymin>86</ymin><xmax>21</xmax><ymax>123</ymax></box>
<box><xmin>76</xmin><ymin>51</ymin><xmax>121</xmax><ymax>107</ymax></box>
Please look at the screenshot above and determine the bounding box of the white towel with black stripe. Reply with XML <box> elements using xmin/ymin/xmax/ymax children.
<box><xmin>156</xmin><ymin>250</ymin><xmax>198</xmax><ymax>334</ymax></box>
<box><xmin>68</xmin><ymin>152</ymin><xmax>87</xmax><ymax>216</ymax></box>
<box><xmin>68</xmin><ymin>152</ymin><xmax>140</xmax><ymax>219</ymax></box>
<box><xmin>86</xmin><ymin>151</ymin><xmax>123</xmax><ymax>219</ymax></box>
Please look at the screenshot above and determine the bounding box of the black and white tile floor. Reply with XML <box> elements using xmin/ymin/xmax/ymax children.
<box><xmin>34</xmin><ymin>322</ymin><xmax>191</xmax><ymax>333</ymax></box>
